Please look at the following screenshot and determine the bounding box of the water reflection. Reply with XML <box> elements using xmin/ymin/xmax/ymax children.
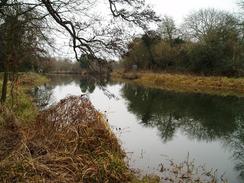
<box><xmin>121</xmin><ymin>83</ymin><xmax>244</xmax><ymax>179</ymax></box>
<box><xmin>33</xmin><ymin>75</ymin><xmax>116</xmax><ymax>106</ymax></box>
<box><xmin>34</xmin><ymin>76</ymin><xmax>244</xmax><ymax>182</ymax></box>
<box><xmin>79</xmin><ymin>77</ymin><xmax>110</xmax><ymax>94</ymax></box>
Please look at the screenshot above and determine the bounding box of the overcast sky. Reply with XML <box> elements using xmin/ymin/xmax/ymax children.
<box><xmin>146</xmin><ymin>0</ymin><xmax>240</xmax><ymax>24</ymax></box>
<box><xmin>54</xmin><ymin>0</ymin><xmax>241</xmax><ymax>59</ymax></box>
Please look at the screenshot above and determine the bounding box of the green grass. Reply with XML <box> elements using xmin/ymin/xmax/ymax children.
<box><xmin>0</xmin><ymin>72</ymin><xmax>49</xmax><ymax>123</ymax></box>
<box><xmin>113</xmin><ymin>70</ymin><xmax>244</xmax><ymax>97</ymax></box>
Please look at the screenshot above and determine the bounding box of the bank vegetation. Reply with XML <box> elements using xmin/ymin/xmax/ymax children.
<box><xmin>120</xmin><ymin>9</ymin><xmax>244</xmax><ymax>77</ymax></box>
<box><xmin>114</xmin><ymin>7</ymin><xmax>244</xmax><ymax>96</ymax></box>
<box><xmin>113</xmin><ymin>71</ymin><xmax>244</xmax><ymax>97</ymax></box>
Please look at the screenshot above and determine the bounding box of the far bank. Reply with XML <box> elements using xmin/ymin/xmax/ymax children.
<box><xmin>112</xmin><ymin>70</ymin><xmax>244</xmax><ymax>97</ymax></box>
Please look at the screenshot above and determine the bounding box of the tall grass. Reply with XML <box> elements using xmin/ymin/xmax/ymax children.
<box><xmin>113</xmin><ymin>71</ymin><xmax>244</xmax><ymax>97</ymax></box>
<box><xmin>0</xmin><ymin>96</ymin><xmax>133</xmax><ymax>182</ymax></box>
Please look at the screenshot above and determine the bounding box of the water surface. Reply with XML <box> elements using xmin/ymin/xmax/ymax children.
<box><xmin>34</xmin><ymin>75</ymin><xmax>244</xmax><ymax>183</ymax></box>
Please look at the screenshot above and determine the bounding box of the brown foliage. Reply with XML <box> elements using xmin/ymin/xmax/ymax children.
<box><xmin>0</xmin><ymin>96</ymin><xmax>131</xmax><ymax>183</ymax></box>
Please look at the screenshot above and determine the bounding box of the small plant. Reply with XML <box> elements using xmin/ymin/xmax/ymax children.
<box><xmin>159</xmin><ymin>155</ymin><xmax>228</xmax><ymax>183</ymax></box>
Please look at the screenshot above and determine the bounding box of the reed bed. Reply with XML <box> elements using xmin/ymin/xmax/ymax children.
<box><xmin>0</xmin><ymin>96</ymin><xmax>131</xmax><ymax>183</ymax></box>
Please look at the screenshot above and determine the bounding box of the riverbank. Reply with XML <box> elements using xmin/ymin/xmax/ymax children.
<box><xmin>0</xmin><ymin>73</ymin><xmax>160</xmax><ymax>183</ymax></box>
<box><xmin>0</xmin><ymin>96</ymin><xmax>135</xmax><ymax>182</ymax></box>
<box><xmin>0</xmin><ymin>72</ymin><xmax>49</xmax><ymax>122</ymax></box>
<box><xmin>112</xmin><ymin>71</ymin><xmax>244</xmax><ymax>97</ymax></box>
<box><xmin>0</xmin><ymin>73</ymin><xmax>230</xmax><ymax>182</ymax></box>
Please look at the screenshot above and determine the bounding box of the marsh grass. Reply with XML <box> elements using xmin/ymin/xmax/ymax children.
<box><xmin>113</xmin><ymin>71</ymin><xmax>244</xmax><ymax>97</ymax></box>
<box><xmin>0</xmin><ymin>96</ymin><xmax>134</xmax><ymax>182</ymax></box>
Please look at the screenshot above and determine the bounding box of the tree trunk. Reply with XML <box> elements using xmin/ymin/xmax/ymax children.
<box><xmin>1</xmin><ymin>71</ymin><xmax>8</xmax><ymax>104</ymax></box>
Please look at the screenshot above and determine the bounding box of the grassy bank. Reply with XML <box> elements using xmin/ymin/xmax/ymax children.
<box><xmin>0</xmin><ymin>73</ymin><xmax>159</xmax><ymax>183</ymax></box>
<box><xmin>0</xmin><ymin>72</ymin><xmax>49</xmax><ymax>123</ymax></box>
<box><xmin>113</xmin><ymin>71</ymin><xmax>244</xmax><ymax>97</ymax></box>
<box><xmin>0</xmin><ymin>97</ymin><xmax>159</xmax><ymax>183</ymax></box>
<box><xmin>0</xmin><ymin>97</ymin><xmax>130</xmax><ymax>182</ymax></box>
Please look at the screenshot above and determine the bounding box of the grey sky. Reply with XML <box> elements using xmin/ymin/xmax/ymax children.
<box><xmin>146</xmin><ymin>0</ymin><xmax>240</xmax><ymax>24</ymax></box>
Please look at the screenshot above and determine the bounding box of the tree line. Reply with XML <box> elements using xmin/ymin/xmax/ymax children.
<box><xmin>121</xmin><ymin>8</ymin><xmax>244</xmax><ymax>77</ymax></box>
<box><xmin>0</xmin><ymin>0</ymin><xmax>158</xmax><ymax>103</ymax></box>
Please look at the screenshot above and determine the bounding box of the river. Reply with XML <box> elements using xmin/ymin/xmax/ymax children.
<box><xmin>33</xmin><ymin>75</ymin><xmax>244</xmax><ymax>183</ymax></box>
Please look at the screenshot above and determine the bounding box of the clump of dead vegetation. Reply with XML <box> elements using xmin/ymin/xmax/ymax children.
<box><xmin>0</xmin><ymin>96</ymin><xmax>131</xmax><ymax>183</ymax></box>
<box><xmin>0</xmin><ymin>106</ymin><xmax>21</xmax><ymax>161</ymax></box>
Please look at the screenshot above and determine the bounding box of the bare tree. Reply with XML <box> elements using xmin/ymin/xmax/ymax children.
<box><xmin>0</xmin><ymin>0</ymin><xmax>159</xmax><ymax>61</ymax></box>
<box><xmin>0</xmin><ymin>0</ymin><xmax>159</xmax><ymax>103</ymax></box>
<box><xmin>158</xmin><ymin>15</ymin><xmax>177</xmax><ymax>44</ymax></box>
<box><xmin>182</xmin><ymin>9</ymin><xmax>238</xmax><ymax>41</ymax></box>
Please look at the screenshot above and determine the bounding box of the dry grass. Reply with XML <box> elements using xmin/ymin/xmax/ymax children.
<box><xmin>112</xmin><ymin>71</ymin><xmax>244</xmax><ymax>97</ymax></box>
<box><xmin>0</xmin><ymin>106</ymin><xmax>21</xmax><ymax>161</ymax></box>
<box><xmin>0</xmin><ymin>96</ymin><xmax>132</xmax><ymax>183</ymax></box>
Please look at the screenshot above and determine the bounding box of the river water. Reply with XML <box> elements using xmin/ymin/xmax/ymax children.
<box><xmin>34</xmin><ymin>75</ymin><xmax>244</xmax><ymax>183</ymax></box>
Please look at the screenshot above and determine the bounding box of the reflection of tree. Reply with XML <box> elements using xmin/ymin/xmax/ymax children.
<box><xmin>122</xmin><ymin>84</ymin><xmax>244</xmax><ymax>179</ymax></box>
<box><xmin>156</xmin><ymin>113</ymin><xmax>178</xmax><ymax>142</ymax></box>
<box><xmin>225</xmin><ymin>119</ymin><xmax>244</xmax><ymax>179</ymax></box>
<box><xmin>80</xmin><ymin>79</ymin><xmax>96</xmax><ymax>93</ymax></box>
<box><xmin>122</xmin><ymin>84</ymin><xmax>244</xmax><ymax>140</ymax></box>
<box><xmin>47</xmin><ymin>75</ymin><xmax>81</xmax><ymax>86</ymax></box>
<box><xmin>79</xmin><ymin>76</ymin><xmax>109</xmax><ymax>94</ymax></box>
